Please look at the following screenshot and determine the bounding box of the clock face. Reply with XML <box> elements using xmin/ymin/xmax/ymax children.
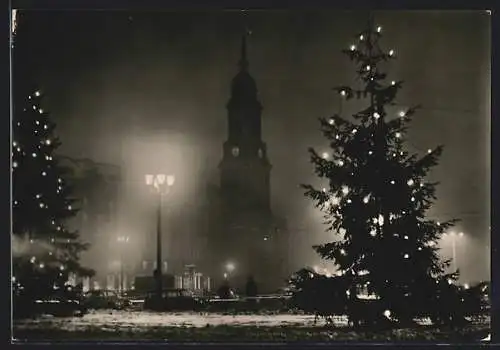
<box><xmin>232</xmin><ymin>147</ymin><xmax>240</xmax><ymax>157</ymax></box>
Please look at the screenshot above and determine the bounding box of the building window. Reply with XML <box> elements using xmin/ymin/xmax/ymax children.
<box><xmin>231</xmin><ymin>146</ymin><xmax>240</xmax><ymax>157</ymax></box>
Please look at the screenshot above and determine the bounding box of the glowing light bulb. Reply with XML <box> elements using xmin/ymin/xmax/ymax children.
<box><xmin>329</xmin><ymin>118</ymin><xmax>334</xmax><ymax>125</ymax></box>
<box><xmin>399</xmin><ymin>111</ymin><xmax>406</xmax><ymax>117</ymax></box>
<box><xmin>42</xmin><ymin>171</ymin><xmax>46</xmax><ymax>176</ymax></box>
<box><xmin>322</xmin><ymin>152</ymin><xmax>329</xmax><ymax>159</ymax></box>
<box><xmin>39</xmin><ymin>263</ymin><xmax>45</xmax><ymax>269</ymax></box>
<box><xmin>35</xmin><ymin>91</ymin><xmax>41</xmax><ymax>97</ymax></box>
<box><xmin>427</xmin><ymin>149</ymin><xmax>432</xmax><ymax>154</ymax></box>
<box><xmin>350</xmin><ymin>44</ymin><xmax>356</xmax><ymax>51</ymax></box>
<box><xmin>352</xmin><ymin>128</ymin><xmax>357</xmax><ymax>134</ymax></box>
<box><xmin>395</xmin><ymin>132</ymin><xmax>401</xmax><ymax>138</ymax></box>
<box><xmin>363</xmin><ymin>195</ymin><xmax>370</xmax><ymax>203</ymax></box>
<box><xmin>30</xmin><ymin>256</ymin><xmax>36</xmax><ymax>263</ymax></box>
<box><xmin>13</xmin><ymin>161</ymin><xmax>18</xmax><ymax>168</ymax></box>
<box><xmin>404</xmin><ymin>235</ymin><xmax>409</xmax><ymax>240</ymax></box>
<box><xmin>373</xmin><ymin>112</ymin><xmax>380</xmax><ymax>119</ymax></box>
<box><xmin>347</xmin><ymin>199</ymin><xmax>352</xmax><ymax>204</ymax></box>
<box><xmin>39</xmin><ymin>203</ymin><xmax>44</xmax><ymax>208</ymax></box>
<box><xmin>32</xmin><ymin>153</ymin><xmax>37</xmax><ymax>157</ymax></box>
<box><xmin>51</xmin><ymin>238</ymin><xmax>55</xmax><ymax>243</ymax></box>
<box><xmin>376</xmin><ymin>26</ymin><xmax>382</xmax><ymax>33</ymax></box>
<box><xmin>448</xmin><ymin>279</ymin><xmax>453</xmax><ymax>285</ymax></box>
<box><xmin>404</xmin><ymin>254</ymin><xmax>409</xmax><ymax>259</ymax></box>
<box><xmin>335</xmin><ymin>134</ymin><xmax>340</xmax><ymax>140</ymax></box>
<box><xmin>340</xmin><ymin>90</ymin><xmax>347</xmax><ymax>97</ymax></box>
<box><xmin>39</xmin><ymin>109</ymin><xmax>43</xmax><ymax>114</ymax></box>
<box><xmin>378</xmin><ymin>214</ymin><xmax>384</xmax><ymax>226</ymax></box>
<box><xmin>60</xmin><ymin>265</ymin><xmax>65</xmax><ymax>271</ymax></box>
<box><xmin>418</xmin><ymin>247</ymin><xmax>422</xmax><ymax>251</ymax></box>
<box><xmin>366</xmin><ymin>65</ymin><xmax>371</xmax><ymax>71</ymax></box>
<box><xmin>390</xmin><ymin>180</ymin><xmax>395</xmax><ymax>184</ymax></box>
<box><xmin>46</xmin><ymin>139</ymin><xmax>51</xmax><ymax>145</ymax></box>
<box><xmin>407</xmin><ymin>179</ymin><xmax>414</xmax><ymax>186</ymax></box>
<box><xmin>368</xmin><ymin>151</ymin><xmax>373</xmax><ymax>155</ymax></box>
<box><xmin>17</xmin><ymin>147</ymin><xmax>21</xmax><ymax>152</ymax></box>
<box><xmin>342</xmin><ymin>186</ymin><xmax>349</xmax><ymax>195</ymax></box>
<box><xmin>391</xmin><ymin>80</ymin><xmax>396</xmax><ymax>85</ymax></box>
<box><xmin>389</xmin><ymin>49</ymin><xmax>395</xmax><ymax>56</ymax></box>
<box><xmin>340</xmin><ymin>249</ymin><xmax>346</xmax><ymax>255</ymax></box>
<box><xmin>411</xmin><ymin>197</ymin><xmax>415</xmax><ymax>202</ymax></box>
<box><xmin>33</xmin><ymin>106</ymin><xmax>37</xmax><ymax>110</ymax></box>
<box><xmin>370</xmin><ymin>229</ymin><xmax>376</xmax><ymax>237</ymax></box>
<box><xmin>68</xmin><ymin>205</ymin><xmax>72</xmax><ymax>210</ymax></box>
<box><xmin>359</xmin><ymin>34</ymin><xmax>364</xmax><ymax>40</ymax></box>
<box><xmin>338</xmin><ymin>160</ymin><xmax>344</xmax><ymax>166</ymax></box>
<box><xmin>322</xmin><ymin>188</ymin><xmax>327</xmax><ymax>192</ymax></box>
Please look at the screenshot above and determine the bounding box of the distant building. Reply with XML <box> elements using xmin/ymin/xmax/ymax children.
<box><xmin>57</xmin><ymin>155</ymin><xmax>121</xmax><ymax>289</ymax></box>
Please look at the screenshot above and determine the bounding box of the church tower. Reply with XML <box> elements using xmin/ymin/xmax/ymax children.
<box><xmin>215</xmin><ymin>30</ymin><xmax>279</xmax><ymax>291</ymax></box>
<box><xmin>219</xmin><ymin>32</ymin><xmax>272</xmax><ymax>215</ymax></box>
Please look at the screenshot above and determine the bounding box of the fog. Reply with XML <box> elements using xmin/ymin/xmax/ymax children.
<box><xmin>15</xmin><ymin>10</ymin><xmax>491</xmax><ymax>283</ymax></box>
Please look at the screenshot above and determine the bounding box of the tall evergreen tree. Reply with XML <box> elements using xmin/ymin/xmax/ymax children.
<box><xmin>12</xmin><ymin>11</ymin><xmax>93</xmax><ymax>307</ymax></box>
<box><xmin>302</xmin><ymin>20</ymin><xmax>461</xmax><ymax>325</ymax></box>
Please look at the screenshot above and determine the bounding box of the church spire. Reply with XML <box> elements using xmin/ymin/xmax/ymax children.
<box><xmin>238</xmin><ymin>10</ymin><xmax>251</xmax><ymax>72</ymax></box>
<box><xmin>239</xmin><ymin>32</ymin><xmax>249</xmax><ymax>72</ymax></box>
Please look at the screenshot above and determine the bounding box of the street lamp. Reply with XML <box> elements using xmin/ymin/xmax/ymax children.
<box><xmin>225</xmin><ymin>262</ymin><xmax>235</xmax><ymax>279</ymax></box>
<box><xmin>117</xmin><ymin>236</ymin><xmax>129</xmax><ymax>295</ymax></box>
<box><xmin>443</xmin><ymin>231</ymin><xmax>464</xmax><ymax>272</ymax></box>
<box><xmin>145</xmin><ymin>173</ymin><xmax>175</xmax><ymax>301</ymax></box>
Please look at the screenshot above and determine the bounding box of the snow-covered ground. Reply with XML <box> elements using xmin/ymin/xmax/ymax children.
<box><xmin>14</xmin><ymin>310</ymin><xmax>489</xmax><ymax>333</ymax></box>
<box><xmin>15</xmin><ymin>310</ymin><xmax>335</xmax><ymax>331</ymax></box>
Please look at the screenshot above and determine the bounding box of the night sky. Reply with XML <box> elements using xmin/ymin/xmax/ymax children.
<box><xmin>14</xmin><ymin>10</ymin><xmax>491</xmax><ymax>281</ymax></box>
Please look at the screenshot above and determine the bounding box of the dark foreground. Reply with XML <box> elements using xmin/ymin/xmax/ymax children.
<box><xmin>13</xmin><ymin>310</ymin><xmax>490</xmax><ymax>343</ymax></box>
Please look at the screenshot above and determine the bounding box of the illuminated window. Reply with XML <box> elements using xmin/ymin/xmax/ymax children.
<box><xmin>232</xmin><ymin>147</ymin><xmax>240</xmax><ymax>157</ymax></box>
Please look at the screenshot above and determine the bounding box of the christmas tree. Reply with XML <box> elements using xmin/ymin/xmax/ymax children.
<box><xmin>302</xmin><ymin>20</ymin><xmax>462</xmax><ymax>326</ymax></box>
<box><xmin>12</xmin><ymin>11</ymin><xmax>93</xmax><ymax>309</ymax></box>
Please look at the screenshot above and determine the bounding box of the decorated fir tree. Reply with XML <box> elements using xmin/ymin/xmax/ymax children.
<box><xmin>302</xmin><ymin>21</ymin><xmax>462</xmax><ymax>325</ymax></box>
<box><xmin>12</xmin><ymin>11</ymin><xmax>93</xmax><ymax>306</ymax></box>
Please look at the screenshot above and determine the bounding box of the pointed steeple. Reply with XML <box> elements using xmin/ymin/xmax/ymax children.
<box><xmin>239</xmin><ymin>33</ymin><xmax>249</xmax><ymax>72</ymax></box>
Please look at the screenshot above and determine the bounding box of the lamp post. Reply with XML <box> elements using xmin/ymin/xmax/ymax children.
<box><xmin>117</xmin><ymin>236</ymin><xmax>129</xmax><ymax>295</ymax></box>
<box><xmin>145</xmin><ymin>173</ymin><xmax>175</xmax><ymax>301</ymax></box>
<box><xmin>444</xmin><ymin>231</ymin><xmax>464</xmax><ymax>272</ymax></box>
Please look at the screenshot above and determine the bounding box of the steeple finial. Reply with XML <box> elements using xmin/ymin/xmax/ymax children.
<box><xmin>239</xmin><ymin>10</ymin><xmax>251</xmax><ymax>72</ymax></box>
